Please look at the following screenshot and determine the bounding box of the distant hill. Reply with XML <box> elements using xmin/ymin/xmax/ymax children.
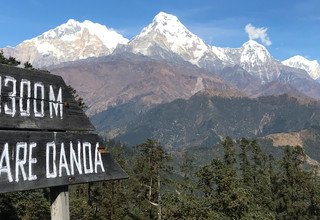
<box><xmin>100</xmin><ymin>93</ymin><xmax>320</xmax><ymax>150</ymax></box>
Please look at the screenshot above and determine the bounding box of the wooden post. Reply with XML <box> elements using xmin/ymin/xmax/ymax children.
<box><xmin>50</xmin><ymin>185</ymin><xmax>70</xmax><ymax>220</ymax></box>
<box><xmin>0</xmin><ymin>64</ymin><xmax>128</xmax><ymax>219</ymax></box>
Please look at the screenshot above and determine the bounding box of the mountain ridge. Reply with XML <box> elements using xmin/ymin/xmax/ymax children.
<box><xmin>3</xmin><ymin>19</ymin><xmax>128</xmax><ymax>67</ymax></box>
<box><xmin>108</xmin><ymin>92</ymin><xmax>320</xmax><ymax>149</ymax></box>
<box><xmin>2</xmin><ymin>12</ymin><xmax>319</xmax><ymax>82</ymax></box>
<box><xmin>2</xmin><ymin>12</ymin><xmax>320</xmax><ymax>112</ymax></box>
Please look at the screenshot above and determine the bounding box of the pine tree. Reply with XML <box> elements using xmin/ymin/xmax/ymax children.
<box><xmin>196</xmin><ymin>137</ymin><xmax>252</xmax><ymax>219</ymax></box>
<box><xmin>274</xmin><ymin>146</ymin><xmax>310</xmax><ymax>219</ymax></box>
<box><xmin>248</xmin><ymin>140</ymin><xmax>275</xmax><ymax>217</ymax></box>
<box><xmin>0</xmin><ymin>50</ymin><xmax>20</xmax><ymax>66</ymax></box>
<box><xmin>67</xmin><ymin>85</ymin><xmax>88</xmax><ymax>110</ymax></box>
<box><xmin>179</xmin><ymin>151</ymin><xmax>195</xmax><ymax>194</ymax></box>
<box><xmin>239</xmin><ymin>138</ymin><xmax>252</xmax><ymax>186</ymax></box>
<box><xmin>307</xmin><ymin>165</ymin><xmax>320</xmax><ymax>218</ymax></box>
<box><xmin>131</xmin><ymin>139</ymin><xmax>171</xmax><ymax>220</ymax></box>
<box><xmin>24</xmin><ymin>61</ymin><xmax>35</xmax><ymax>70</ymax></box>
<box><xmin>0</xmin><ymin>50</ymin><xmax>7</xmax><ymax>64</ymax></box>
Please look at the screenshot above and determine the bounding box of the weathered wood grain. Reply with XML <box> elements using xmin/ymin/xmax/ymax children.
<box><xmin>0</xmin><ymin>130</ymin><xmax>128</xmax><ymax>193</ymax></box>
<box><xmin>0</xmin><ymin>64</ymin><xmax>128</xmax><ymax>197</ymax></box>
<box><xmin>0</xmin><ymin>64</ymin><xmax>94</xmax><ymax>131</ymax></box>
<box><xmin>50</xmin><ymin>185</ymin><xmax>70</xmax><ymax>220</ymax></box>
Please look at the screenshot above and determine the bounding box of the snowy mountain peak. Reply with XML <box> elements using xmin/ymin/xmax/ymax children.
<box><xmin>140</xmin><ymin>12</ymin><xmax>185</xmax><ymax>37</ymax></box>
<box><xmin>39</xmin><ymin>19</ymin><xmax>128</xmax><ymax>49</ymax></box>
<box><xmin>282</xmin><ymin>55</ymin><xmax>320</xmax><ymax>79</ymax></box>
<box><xmin>153</xmin><ymin>11</ymin><xmax>180</xmax><ymax>24</ymax></box>
<box><xmin>129</xmin><ymin>12</ymin><xmax>209</xmax><ymax>64</ymax></box>
<box><xmin>4</xmin><ymin>19</ymin><xmax>128</xmax><ymax>67</ymax></box>
<box><xmin>283</xmin><ymin>55</ymin><xmax>318</xmax><ymax>66</ymax></box>
<box><xmin>66</xmin><ymin>19</ymin><xmax>79</xmax><ymax>26</ymax></box>
<box><xmin>242</xmin><ymin>40</ymin><xmax>270</xmax><ymax>53</ymax></box>
<box><xmin>243</xmin><ymin>39</ymin><xmax>263</xmax><ymax>46</ymax></box>
<box><xmin>240</xmin><ymin>40</ymin><xmax>272</xmax><ymax>63</ymax></box>
<box><xmin>40</xmin><ymin>19</ymin><xmax>81</xmax><ymax>40</ymax></box>
<box><xmin>238</xmin><ymin>40</ymin><xmax>279</xmax><ymax>82</ymax></box>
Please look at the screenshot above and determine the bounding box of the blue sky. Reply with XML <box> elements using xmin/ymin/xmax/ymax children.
<box><xmin>0</xmin><ymin>0</ymin><xmax>319</xmax><ymax>61</ymax></box>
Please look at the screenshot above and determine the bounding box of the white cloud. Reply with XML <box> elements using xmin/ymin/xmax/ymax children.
<box><xmin>245</xmin><ymin>23</ymin><xmax>272</xmax><ymax>46</ymax></box>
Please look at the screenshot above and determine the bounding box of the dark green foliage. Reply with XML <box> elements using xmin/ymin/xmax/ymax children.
<box><xmin>0</xmin><ymin>50</ymin><xmax>21</xmax><ymax>66</ymax></box>
<box><xmin>1</xmin><ymin>138</ymin><xmax>320</xmax><ymax>219</ymax></box>
<box><xmin>69</xmin><ymin>139</ymin><xmax>172</xmax><ymax>220</ymax></box>
<box><xmin>181</xmin><ymin>138</ymin><xmax>320</xmax><ymax>219</ymax></box>
<box><xmin>111</xmin><ymin>94</ymin><xmax>320</xmax><ymax>150</ymax></box>
<box><xmin>67</xmin><ymin>85</ymin><xmax>88</xmax><ymax>110</ymax></box>
<box><xmin>272</xmin><ymin>146</ymin><xmax>319</xmax><ymax>219</ymax></box>
<box><xmin>0</xmin><ymin>190</ymin><xmax>50</xmax><ymax>220</ymax></box>
<box><xmin>23</xmin><ymin>61</ymin><xmax>34</xmax><ymax>70</ymax></box>
<box><xmin>0</xmin><ymin>194</ymin><xmax>19</xmax><ymax>220</ymax></box>
<box><xmin>130</xmin><ymin>139</ymin><xmax>172</xmax><ymax>219</ymax></box>
<box><xmin>0</xmin><ymin>51</ymin><xmax>39</xmax><ymax>71</ymax></box>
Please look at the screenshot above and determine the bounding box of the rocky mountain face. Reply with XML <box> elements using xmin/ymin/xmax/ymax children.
<box><xmin>3</xmin><ymin>19</ymin><xmax>128</xmax><ymax>68</ymax></box>
<box><xmin>91</xmin><ymin>86</ymin><xmax>245</xmax><ymax>137</ymax></box>
<box><xmin>244</xmin><ymin>65</ymin><xmax>320</xmax><ymax>100</ymax></box>
<box><xmin>50</xmin><ymin>53</ymin><xmax>239</xmax><ymax>116</ymax></box>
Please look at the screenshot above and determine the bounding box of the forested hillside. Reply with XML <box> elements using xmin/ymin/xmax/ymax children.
<box><xmin>1</xmin><ymin>138</ymin><xmax>320</xmax><ymax>219</ymax></box>
<box><xmin>105</xmin><ymin>92</ymin><xmax>320</xmax><ymax>150</ymax></box>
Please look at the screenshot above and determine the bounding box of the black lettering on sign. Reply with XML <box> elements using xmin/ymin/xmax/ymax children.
<box><xmin>0</xmin><ymin>130</ymin><xmax>127</xmax><ymax>193</ymax></box>
<box><xmin>0</xmin><ymin>64</ymin><xmax>94</xmax><ymax>131</ymax></box>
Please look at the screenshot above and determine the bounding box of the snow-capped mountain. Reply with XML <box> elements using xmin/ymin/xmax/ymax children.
<box><xmin>125</xmin><ymin>12</ymin><xmax>281</xmax><ymax>83</ymax></box>
<box><xmin>3</xmin><ymin>19</ymin><xmax>128</xmax><ymax>67</ymax></box>
<box><xmin>237</xmin><ymin>40</ymin><xmax>280</xmax><ymax>82</ymax></box>
<box><xmin>125</xmin><ymin>12</ymin><xmax>216</xmax><ymax>65</ymax></box>
<box><xmin>282</xmin><ymin>55</ymin><xmax>320</xmax><ymax>80</ymax></box>
<box><xmin>1</xmin><ymin>12</ymin><xmax>283</xmax><ymax>84</ymax></box>
<box><xmin>198</xmin><ymin>40</ymin><xmax>281</xmax><ymax>83</ymax></box>
<box><xmin>2</xmin><ymin>11</ymin><xmax>319</xmax><ymax>99</ymax></box>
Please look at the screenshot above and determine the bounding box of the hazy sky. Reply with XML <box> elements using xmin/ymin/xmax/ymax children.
<box><xmin>1</xmin><ymin>0</ymin><xmax>319</xmax><ymax>61</ymax></box>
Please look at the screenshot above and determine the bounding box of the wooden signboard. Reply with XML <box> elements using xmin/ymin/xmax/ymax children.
<box><xmin>0</xmin><ymin>64</ymin><xmax>127</xmax><ymax>219</ymax></box>
<box><xmin>0</xmin><ymin>64</ymin><xmax>95</xmax><ymax>131</ymax></box>
<box><xmin>0</xmin><ymin>131</ymin><xmax>126</xmax><ymax>193</ymax></box>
